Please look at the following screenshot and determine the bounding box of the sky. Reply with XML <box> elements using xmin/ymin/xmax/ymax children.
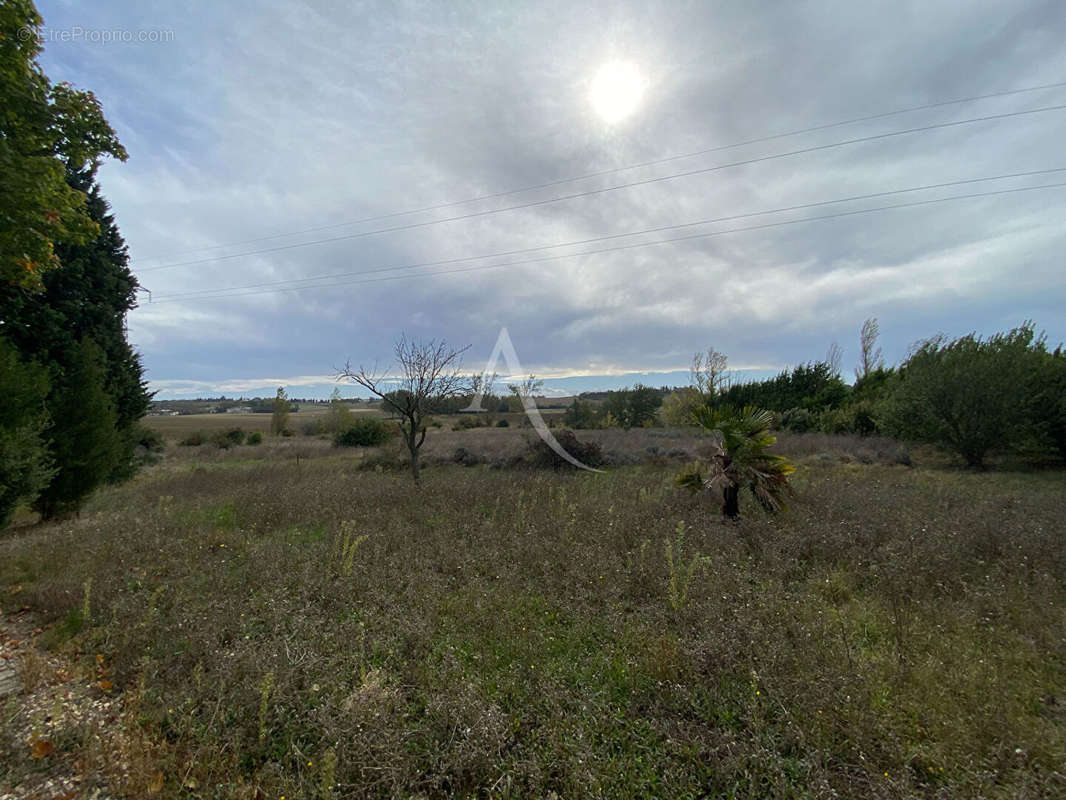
<box><xmin>33</xmin><ymin>0</ymin><xmax>1066</xmax><ymax>399</ymax></box>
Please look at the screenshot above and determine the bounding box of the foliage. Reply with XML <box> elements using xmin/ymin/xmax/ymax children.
<box><xmin>660</xmin><ymin>387</ymin><xmax>704</xmax><ymax>426</ymax></box>
<box><xmin>333</xmin><ymin>418</ymin><xmax>391</xmax><ymax>447</ymax></box>
<box><xmin>677</xmin><ymin>405</ymin><xmax>795</xmax><ymax>518</ymax></box>
<box><xmin>33</xmin><ymin>338</ymin><xmax>122</xmax><ymax>519</ymax></box>
<box><xmin>0</xmin><ymin>0</ymin><xmax>127</xmax><ymax>287</ymax></box>
<box><xmin>0</xmin><ymin>337</ymin><xmax>54</xmax><ymax>529</ymax></box>
<box><xmin>563</xmin><ymin>397</ymin><xmax>599</xmax><ymax>429</ymax></box>
<box><xmin>211</xmin><ymin>428</ymin><xmax>246</xmax><ymax>449</ymax></box>
<box><xmin>524</xmin><ymin>428</ymin><xmax>605</xmax><ymax>469</ymax></box>
<box><xmin>323</xmin><ymin>388</ymin><xmax>352</xmax><ymax>433</ymax></box>
<box><xmin>664</xmin><ymin>521</ymin><xmax>704</xmax><ymax>612</ymax></box>
<box><xmin>270</xmin><ymin>387</ymin><xmax>290</xmax><ymax>436</ymax></box>
<box><xmin>717</xmin><ymin>361</ymin><xmax>849</xmax><ymax>413</ymax></box>
<box><xmin>601</xmin><ymin>383</ymin><xmax>663</xmax><ymax>429</ymax></box>
<box><xmin>1025</xmin><ymin>345</ymin><xmax>1066</xmax><ymax>460</ymax></box>
<box><xmin>885</xmin><ymin>323</ymin><xmax>1047</xmax><ymax>467</ymax></box>
<box><xmin>0</xmin><ymin>171</ymin><xmax>150</xmax><ymax>484</ymax></box>
<box><xmin>780</xmin><ymin>407</ymin><xmax>813</xmax><ymax>433</ymax></box>
<box><xmin>246</xmin><ymin>431</ymin><xmax>263</xmax><ymax>446</ymax></box>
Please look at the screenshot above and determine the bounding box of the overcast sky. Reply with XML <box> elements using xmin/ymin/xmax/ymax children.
<box><xmin>35</xmin><ymin>0</ymin><xmax>1066</xmax><ymax>398</ymax></box>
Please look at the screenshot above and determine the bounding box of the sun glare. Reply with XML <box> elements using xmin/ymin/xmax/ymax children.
<box><xmin>589</xmin><ymin>60</ymin><xmax>647</xmax><ymax>124</ymax></box>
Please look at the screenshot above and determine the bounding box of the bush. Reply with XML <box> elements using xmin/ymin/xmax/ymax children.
<box><xmin>886</xmin><ymin>324</ymin><xmax>1044</xmax><ymax>467</ymax></box>
<box><xmin>246</xmin><ymin>431</ymin><xmax>263</xmax><ymax>445</ymax></box>
<box><xmin>452</xmin><ymin>446</ymin><xmax>482</xmax><ymax>466</ymax></box>
<box><xmin>210</xmin><ymin>428</ymin><xmax>246</xmax><ymax>449</ymax></box>
<box><xmin>524</xmin><ymin>428</ymin><xmax>605</xmax><ymax>469</ymax></box>
<box><xmin>780</xmin><ymin>407</ymin><xmax>813</xmax><ymax>433</ymax></box>
<box><xmin>334</xmin><ymin>418</ymin><xmax>391</xmax><ymax>447</ymax></box>
<box><xmin>452</xmin><ymin>415</ymin><xmax>485</xmax><ymax>431</ymax></box>
<box><xmin>496</xmin><ymin>419</ymin><xmax>510</xmax><ymax>427</ymax></box>
<box><xmin>301</xmin><ymin>418</ymin><xmax>324</xmax><ymax>436</ymax></box>
<box><xmin>178</xmin><ymin>432</ymin><xmax>205</xmax><ymax>447</ymax></box>
<box><xmin>135</xmin><ymin>425</ymin><xmax>166</xmax><ymax>453</ymax></box>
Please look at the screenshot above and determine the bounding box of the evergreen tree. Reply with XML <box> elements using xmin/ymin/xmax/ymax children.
<box><xmin>33</xmin><ymin>338</ymin><xmax>122</xmax><ymax>519</ymax></box>
<box><xmin>0</xmin><ymin>337</ymin><xmax>55</xmax><ymax>529</ymax></box>
<box><xmin>0</xmin><ymin>168</ymin><xmax>151</xmax><ymax>483</ymax></box>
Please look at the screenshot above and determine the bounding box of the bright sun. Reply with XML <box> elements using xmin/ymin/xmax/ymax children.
<box><xmin>589</xmin><ymin>60</ymin><xmax>647</xmax><ymax>124</ymax></box>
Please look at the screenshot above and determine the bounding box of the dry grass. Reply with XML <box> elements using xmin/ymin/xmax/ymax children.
<box><xmin>1</xmin><ymin>432</ymin><xmax>1064</xmax><ymax>798</ymax></box>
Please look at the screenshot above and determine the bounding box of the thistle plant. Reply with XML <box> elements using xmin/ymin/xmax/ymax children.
<box><xmin>665</xmin><ymin>521</ymin><xmax>704</xmax><ymax>612</ymax></box>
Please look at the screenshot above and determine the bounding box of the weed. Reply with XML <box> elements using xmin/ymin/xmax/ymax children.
<box><xmin>664</xmin><ymin>521</ymin><xmax>704</xmax><ymax>612</ymax></box>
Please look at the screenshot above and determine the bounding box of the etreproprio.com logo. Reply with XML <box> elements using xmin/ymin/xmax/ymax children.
<box><xmin>19</xmin><ymin>26</ymin><xmax>175</xmax><ymax>45</ymax></box>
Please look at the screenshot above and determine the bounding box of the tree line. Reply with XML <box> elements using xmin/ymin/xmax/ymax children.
<box><xmin>1</xmin><ymin>2</ymin><xmax>150</xmax><ymax>528</ymax></box>
<box><xmin>654</xmin><ymin>320</ymin><xmax>1065</xmax><ymax>469</ymax></box>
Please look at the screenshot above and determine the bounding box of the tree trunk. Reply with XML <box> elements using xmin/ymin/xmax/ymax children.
<box><xmin>722</xmin><ymin>485</ymin><xmax>740</xmax><ymax>520</ymax></box>
<box><xmin>405</xmin><ymin>430</ymin><xmax>421</xmax><ymax>482</ymax></box>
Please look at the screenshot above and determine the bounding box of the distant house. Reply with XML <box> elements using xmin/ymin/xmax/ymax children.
<box><xmin>226</xmin><ymin>406</ymin><xmax>253</xmax><ymax>414</ymax></box>
<box><xmin>148</xmin><ymin>408</ymin><xmax>180</xmax><ymax>416</ymax></box>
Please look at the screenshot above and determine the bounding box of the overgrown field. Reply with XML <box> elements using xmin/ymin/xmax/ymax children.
<box><xmin>1</xmin><ymin>436</ymin><xmax>1064</xmax><ymax>798</ymax></box>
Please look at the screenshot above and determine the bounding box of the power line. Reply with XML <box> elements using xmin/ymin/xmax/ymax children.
<box><xmin>138</xmin><ymin>102</ymin><xmax>1066</xmax><ymax>274</ymax></box>
<box><xmin>137</xmin><ymin>79</ymin><xmax>1066</xmax><ymax>264</ymax></box>
<box><xmin>153</xmin><ymin>168</ymin><xmax>1066</xmax><ymax>301</ymax></box>
<box><xmin>148</xmin><ymin>180</ymin><xmax>1066</xmax><ymax>304</ymax></box>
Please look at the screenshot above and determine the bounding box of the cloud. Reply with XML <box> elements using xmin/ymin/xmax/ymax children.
<box><xmin>33</xmin><ymin>0</ymin><xmax>1066</xmax><ymax>398</ymax></box>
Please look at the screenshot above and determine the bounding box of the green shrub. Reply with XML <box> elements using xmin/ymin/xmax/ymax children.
<box><xmin>780</xmin><ymin>407</ymin><xmax>813</xmax><ymax>433</ymax></box>
<box><xmin>246</xmin><ymin>431</ymin><xmax>263</xmax><ymax>445</ymax></box>
<box><xmin>886</xmin><ymin>323</ymin><xmax>1045</xmax><ymax>467</ymax></box>
<box><xmin>524</xmin><ymin>428</ymin><xmax>604</xmax><ymax>469</ymax></box>
<box><xmin>452</xmin><ymin>415</ymin><xmax>485</xmax><ymax>431</ymax></box>
<box><xmin>209</xmin><ymin>428</ymin><xmax>246</xmax><ymax>449</ymax></box>
<box><xmin>301</xmin><ymin>418</ymin><xmax>324</xmax><ymax>436</ymax></box>
<box><xmin>334</xmin><ymin>418</ymin><xmax>391</xmax><ymax>447</ymax></box>
<box><xmin>496</xmin><ymin>418</ymin><xmax>510</xmax><ymax>427</ymax></box>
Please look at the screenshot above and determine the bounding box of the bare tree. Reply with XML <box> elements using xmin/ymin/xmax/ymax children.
<box><xmin>856</xmin><ymin>317</ymin><xmax>884</xmax><ymax>380</ymax></box>
<box><xmin>691</xmin><ymin>347</ymin><xmax>728</xmax><ymax>397</ymax></box>
<box><xmin>507</xmin><ymin>373</ymin><xmax>543</xmax><ymax>403</ymax></box>
<box><xmin>337</xmin><ymin>334</ymin><xmax>470</xmax><ymax>482</ymax></box>
<box><xmin>825</xmin><ymin>342</ymin><xmax>844</xmax><ymax>376</ymax></box>
<box><xmin>469</xmin><ymin>370</ymin><xmax>498</xmax><ymax>399</ymax></box>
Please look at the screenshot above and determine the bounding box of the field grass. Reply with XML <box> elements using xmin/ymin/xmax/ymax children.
<box><xmin>1</xmin><ymin>432</ymin><xmax>1064</xmax><ymax>798</ymax></box>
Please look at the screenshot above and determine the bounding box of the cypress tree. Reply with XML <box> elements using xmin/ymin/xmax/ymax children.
<box><xmin>0</xmin><ymin>337</ymin><xmax>54</xmax><ymax>529</ymax></box>
<box><xmin>33</xmin><ymin>338</ymin><xmax>122</xmax><ymax>519</ymax></box>
<box><xmin>0</xmin><ymin>168</ymin><xmax>151</xmax><ymax>491</ymax></box>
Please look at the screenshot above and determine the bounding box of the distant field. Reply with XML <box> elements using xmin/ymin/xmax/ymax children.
<box><xmin>144</xmin><ymin>409</ymin><xmax>382</xmax><ymax>436</ymax></box>
<box><xmin>145</xmin><ymin>408</ymin><xmax>565</xmax><ymax>438</ymax></box>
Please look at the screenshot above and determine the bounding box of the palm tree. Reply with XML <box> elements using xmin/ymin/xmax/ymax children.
<box><xmin>675</xmin><ymin>406</ymin><xmax>795</xmax><ymax>519</ymax></box>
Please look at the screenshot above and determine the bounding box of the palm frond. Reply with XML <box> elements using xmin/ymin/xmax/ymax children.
<box><xmin>680</xmin><ymin>404</ymin><xmax>797</xmax><ymax>517</ymax></box>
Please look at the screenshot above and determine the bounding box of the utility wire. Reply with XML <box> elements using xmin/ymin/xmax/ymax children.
<box><xmin>137</xmin><ymin>79</ymin><xmax>1066</xmax><ymax>264</ymax></box>
<box><xmin>153</xmin><ymin>168</ymin><xmax>1066</xmax><ymax>301</ymax></box>
<box><xmin>148</xmin><ymin>180</ymin><xmax>1066</xmax><ymax>304</ymax></box>
<box><xmin>138</xmin><ymin>102</ymin><xmax>1066</xmax><ymax>274</ymax></box>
